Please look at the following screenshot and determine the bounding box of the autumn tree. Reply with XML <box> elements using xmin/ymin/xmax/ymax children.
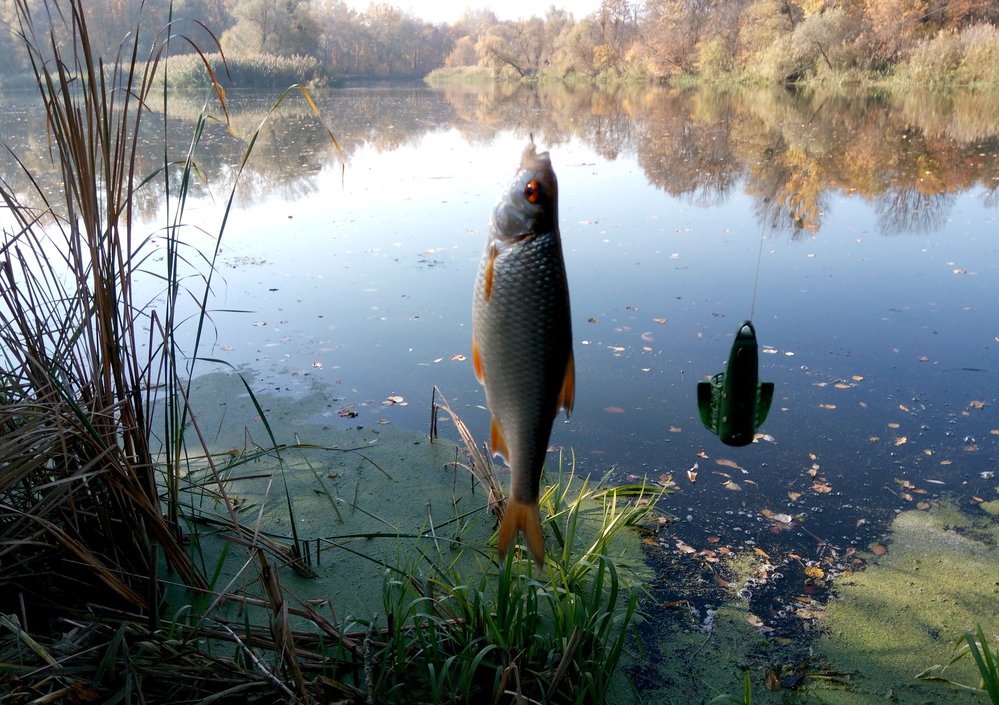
<box><xmin>221</xmin><ymin>0</ymin><xmax>320</xmax><ymax>56</ymax></box>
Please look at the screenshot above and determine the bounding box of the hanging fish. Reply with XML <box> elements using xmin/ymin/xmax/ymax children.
<box><xmin>697</xmin><ymin>320</ymin><xmax>774</xmax><ymax>447</ymax></box>
<box><xmin>471</xmin><ymin>141</ymin><xmax>575</xmax><ymax>569</ymax></box>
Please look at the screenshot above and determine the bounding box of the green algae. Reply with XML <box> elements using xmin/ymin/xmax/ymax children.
<box><xmin>810</xmin><ymin>504</ymin><xmax>999</xmax><ymax>705</ymax></box>
<box><xmin>168</xmin><ymin>369</ymin><xmax>652</xmax><ymax>623</ymax></box>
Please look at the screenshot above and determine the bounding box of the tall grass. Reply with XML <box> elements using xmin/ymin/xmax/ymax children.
<box><xmin>0</xmin><ymin>0</ymin><xmax>213</xmax><ymax>619</ymax></box>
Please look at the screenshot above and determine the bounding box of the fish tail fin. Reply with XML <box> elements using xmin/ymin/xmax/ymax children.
<box><xmin>498</xmin><ymin>498</ymin><xmax>545</xmax><ymax>569</ymax></box>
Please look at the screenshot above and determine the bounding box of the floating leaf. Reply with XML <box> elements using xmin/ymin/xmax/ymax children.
<box><xmin>653</xmin><ymin>318</ymin><xmax>667</xmax><ymax>324</ymax></box>
<box><xmin>722</xmin><ymin>480</ymin><xmax>742</xmax><ymax>491</ymax></box>
<box><xmin>804</xmin><ymin>565</ymin><xmax>825</xmax><ymax>579</ymax></box>
<box><xmin>812</xmin><ymin>481</ymin><xmax>832</xmax><ymax>493</ymax></box>
<box><xmin>894</xmin><ymin>436</ymin><xmax>908</xmax><ymax>446</ymax></box>
<box><xmin>383</xmin><ymin>395</ymin><xmax>406</xmax><ymax>405</ymax></box>
<box><xmin>676</xmin><ymin>540</ymin><xmax>697</xmax><ymax>554</ymax></box>
<box><xmin>450</xmin><ymin>353</ymin><xmax>466</xmax><ymax>361</ymax></box>
<box><xmin>603</xmin><ymin>406</ymin><xmax>626</xmax><ymax>414</ymax></box>
<box><xmin>834</xmin><ymin>382</ymin><xmax>852</xmax><ymax>389</ymax></box>
<box><xmin>969</xmin><ymin>400</ymin><xmax>986</xmax><ymax>409</ymax></box>
<box><xmin>788</xmin><ymin>491</ymin><xmax>802</xmax><ymax>501</ymax></box>
<box><xmin>819</xmin><ymin>403</ymin><xmax>837</xmax><ymax>409</ymax></box>
<box><xmin>716</xmin><ymin>458</ymin><xmax>745</xmax><ymax>472</ymax></box>
<box><xmin>687</xmin><ymin>464</ymin><xmax>698</xmax><ymax>484</ymax></box>
<box><xmin>851</xmin><ymin>375</ymin><xmax>864</xmax><ymax>381</ymax></box>
<box><xmin>669</xmin><ymin>426</ymin><xmax>682</xmax><ymax>433</ymax></box>
<box><xmin>753</xmin><ymin>546</ymin><xmax>771</xmax><ymax>560</ymax></box>
<box><xmin>869</xmin><ymin>544</ymin><xmax>887</xmax><ymax>555</ymax></box>
<box><xmin>917</xmin><ymin>501</ymin><xmax>930</xmax><ymax>510</ymax></box>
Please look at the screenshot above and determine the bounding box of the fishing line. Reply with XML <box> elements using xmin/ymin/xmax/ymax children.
<box><xmin>748</xmin><ymin>229</ymin><xmax>766</xmax><ymax>321</ymax></box>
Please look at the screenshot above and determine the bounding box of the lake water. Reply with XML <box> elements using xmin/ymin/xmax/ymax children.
<box><xmin>2</xmin><ymin>81</ymin><xmax>998</xmax><ymax>695</ymax></box>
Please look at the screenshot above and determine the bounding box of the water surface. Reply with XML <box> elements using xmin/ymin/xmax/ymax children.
<box><xmin>2</xmin><ymin>79</ymin><xmax>997</xmax><ymax>613</ymax></box>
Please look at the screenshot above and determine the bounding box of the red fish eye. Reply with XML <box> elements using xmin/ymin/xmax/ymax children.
<box><xmin>524</xmin><ymin>179</ymin><xmax>542</xmax><ymax>204</ymax></box>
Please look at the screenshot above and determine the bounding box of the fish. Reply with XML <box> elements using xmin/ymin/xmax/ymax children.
<box><xmin>471</xmin><ymin>141</ymin><xmax>575</xmax><ymax>569</ymax></box>
<box><xmin>697</xmin><ymin>320</ymin><xmax>774</xmax><ymax>447</ymax></box>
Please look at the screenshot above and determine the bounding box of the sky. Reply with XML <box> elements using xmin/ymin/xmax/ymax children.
<box><xmin>344</xmin><ymin>0</ymin><xmax>604</xmax><ymax>25</ymax></box>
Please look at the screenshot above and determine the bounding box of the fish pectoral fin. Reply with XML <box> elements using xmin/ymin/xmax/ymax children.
<box><xmin>498</xmin><ymin>498</ymin><xmax>545</xmax><ymax>570</ymax></box>
<box><xmin>696</xmin><ymin>381</ymin><xmax>716</xmax><ymax>432</ymax></box>
<box><xmin>557</xmin><ymin>350</ymin><xmax>576</xmax><ymax>417</ymax></box>
<box><xmin>472</xmin><ymin>335</ymin><xmax>484</xmax><ymax>383</ymax></box>
<box><xmin>490</xmin><ymin>415</ymin><xmax>510</xmax><ymax>461</ymax></box>
<box><xmin>483</xmin><ymin>243</ymin><xmax>498</xmax><ymax>303</ymax></box>
<box><xmin>756</xmin><ymin>382</ymin><xmax>775</xmax><ymax>426</ymax></box>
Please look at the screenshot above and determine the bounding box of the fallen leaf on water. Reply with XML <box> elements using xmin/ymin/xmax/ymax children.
<box><xmin>852</xmin><ymin>375</ymin><xmax>864</xmax><ymax>381</ymax></box>
<box><xmin>969</xmin><ymin>400</ymin><xmax>986</xmax><ymax>409</ymax></box>
<box><xmin>808</xmin><ymin>463</ymin><xmax>820</xmax><ymax>477</ymax></box>
<box><xmin>669</xmin><ymin>426</ymin><xmax>682</xmax><ymax>433</ymax></box>
<box><xmin>887</xmin><ymin>422</ymin><xmax>900</xmax><ymax>429</ymax></box>
<box><xmin>676</xmin><ymin>540</ymin><xmax>697</xmax><ymax>554</ymax></box>
<box><xmin>765</xmin><ymin>668</ymin><xmax>781</xmax><ymax>692</ymax></box>
<box><xmin>603</xmin><ymin>406</ymin><xmax>626</xmax><ymax>414</ymax></box>
<box><xmin>869</xmin><ymin>543</ymin><xmax>887</xmax><ymax>555</ymax></box>
<box><xmin>762</xmin><ymin>509</ymin><xmax>794</xmax><ymax>524</ymax></box>
<box><xmin>697</xmin><ymin>451</ymin><xmax>709</xmax><ymax>459</ymax></box>
<box><xmin>804</xmin><ymin>565</ymin><xmax>825</xmax><ymax>579</ymax></box>
<box><xmin>641</xmin><ymin>332</ymin><xmax>654</xmax><ymax>342</ymax></box>
<box><xmin>991</xmin><ymin>430</ymin><xmax>999</xmax><ymax>435</ymax></box>
<box><xmin>338</xmin><ymin>408</ymin><xmax>358</xmax><ymax>418</ymax></box>
<box><xmin>895</xmin><ymin>436</ymin><xmax>908</xmax><ymax>446</ymax></box>
<box><xmin>450</xmin><ymin>353</ymin><xmax>466</xmax><ymax>361</ymax></box>
<box><xmin>723</xmin><ymin>480</ymin><xmax>742</xmax><ymax>491</ymax></box>
<box><xmin>716</xmin><ymin>458</ymin><xmax>745</xmax><ymax>473</ymax></box>
<box><xmin>653</xmin><ymin>318</ymin><xmax>667</xmax><ymax>324</ymax></box>
<box><xmin>939</xmin><ymin>460</ymin><xmax>952</xmax><ymax>465</ymax></box>
<box><xmin>788</xmin><ymin>491</ymin><xmax>802</xmax><ymax>501</ymax></box>
<box><xmin>901</xmin><ymin>492</ymin><xmax>913</xmax><ymax>502</ymax></box>
<box><xmin>818</xmin><ymin>403</ymin><xmax>837</xmax><ymax>410</ymax></box>
<box><xmin>706</xmin><ymin>536</ymin><xmax>721</xmax><ymax>544</ymax></box>
<box><xmin>917</xmin><ymin>501</ymin><xmax>931</xmax><ymax>510</ymax></box>
<box><xmin>643</xmin><ymin>537</ymin><xmax>660</xmax><ymax>547</ymax></box>
<box><xmin>918</xmin><ymin>355</ymin><xmax>929</xmax><ymax>362</ymax></box>
<box><xmin>754</xmin><ymin>433</ymin><xmax>776</xmax><ymax>443</ymax></box>
<box><xmin>384</xmin><ymin>395</ymin><xmax>405</xmax><ymax>405</ymax></box>
<box><xmin>687</xmin><ymin>464</ymin><xmax>698</xmax><ymax>484</ymax></box>
<box><xmin>812</xmin><ymin>481</ymin><xmax>833</xmax><ymax>493</ymax></box>
<box><xmin>834</xmin><ymin>382</ymin><xmax>852</xmax><ymax>389</ymax></box>
<box><xmin>753</xmin><ymin>546</ymin><xmax>771</xmax><ymax>560</ymax></box>
<box><xmin>899</xmin><ymin>404</ymin><xmax>911</xmax><ymax>412</ymax></box>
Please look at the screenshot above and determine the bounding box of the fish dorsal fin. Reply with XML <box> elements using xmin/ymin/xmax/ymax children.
<box><xmin>472</xmin><ymin>335</ymin><xmax>484</xmax><ymax>383</ymax></box>
<box><xmin>557</xmin><ymin>350</ymin><xmax>575</xmax><ymax>417</ymax></box>
<box><xmin>498</xmin><ymin>497</ymin><xmax>545</xmax><ymax>569</ymax></box>
<box><xmin>490</xmin><ymin>415</ymin><xmax>510</xmax><ymax>461</ymax></box>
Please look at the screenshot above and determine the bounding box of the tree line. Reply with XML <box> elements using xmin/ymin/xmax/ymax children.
<box><xmin>1</xmin><ymin>0</ymin><xmax>997</xmax><ymax>86</ymax></box>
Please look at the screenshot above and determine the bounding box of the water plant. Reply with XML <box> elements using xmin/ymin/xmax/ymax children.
<box><xmin>918</xmin><ymin>623</ymin><xmax>999</xmax><ymax>704</ymax></box>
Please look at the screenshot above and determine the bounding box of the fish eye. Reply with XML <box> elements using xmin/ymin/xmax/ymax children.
<box><xmin>524</xmin><ymin>179</ymin><xmax>542</xmax><ymax>204</ymax></box>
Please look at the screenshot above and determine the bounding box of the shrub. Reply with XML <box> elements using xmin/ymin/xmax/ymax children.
<box><xmin>956</xmin><ymin>23</ymin><xmax>999</xmax><ymax>86</ymax></box>
<box><xmin>163</xmin><ymin>51</ymin><xmax>331</xmax><ymax>91</ymax></box>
